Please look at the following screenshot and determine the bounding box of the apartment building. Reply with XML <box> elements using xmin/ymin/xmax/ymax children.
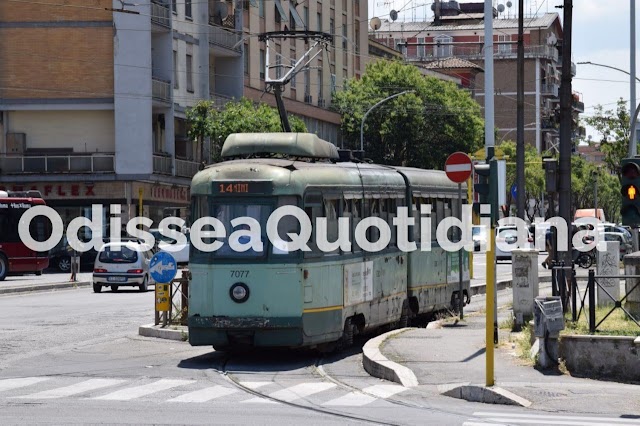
<box><xmin>242</xmin><ymin>0</ymin><xmax>369</xmax><ymax>142</ymax></box>
<box><xmin>0</xmin><ymin>0</ymin><xmax>243</xmax><ymax>227</ymax></box>
<box><xmin>371</xmin><ymin>3</ymin><xmax>584</xmax><ymax>153</ymax></box>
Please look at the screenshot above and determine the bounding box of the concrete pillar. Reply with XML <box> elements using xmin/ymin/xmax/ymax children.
<box><xmin>623</xmin><ymin>252</ymin><xmax>640</xmax><ymax>317</ymax></box>
<box><xmin>512</xmin><ymin>249</ymin><xmax>539</xmax><ymax>326</ymax></box>
<box><xmin>596</xmin><ymin>241</ymin><xmax>620</xmax><ymax>307</ymax></box>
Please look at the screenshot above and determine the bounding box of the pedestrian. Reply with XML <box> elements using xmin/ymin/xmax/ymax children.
<box><xmin>542</xmin><ymin>230</ymin><xmax>554</xmax><ymax>269</ymax></box>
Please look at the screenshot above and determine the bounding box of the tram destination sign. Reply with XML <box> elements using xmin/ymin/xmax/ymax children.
<box><xmin>212</xmin><ymin>180</ymin><xmax>273</xmax><ymax>195</ymax></box>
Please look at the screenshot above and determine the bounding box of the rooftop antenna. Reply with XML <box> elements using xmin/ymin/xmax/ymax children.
<box><xmin>260</xmin><ymin>31</ymin><xmax>332</xmax><ymax>132</ymax></box>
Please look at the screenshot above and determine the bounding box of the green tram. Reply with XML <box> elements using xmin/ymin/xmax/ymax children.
<box><xmin>188</xmin><ymin>133</ymin><xmax>470</xmax><ymax>350</ymax></box>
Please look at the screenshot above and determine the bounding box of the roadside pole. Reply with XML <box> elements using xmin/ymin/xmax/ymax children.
<box><xmin>467</xmin><ymin>175</ymin><xmax>474</xmax><ymax>279</ymax></box>
<box><xmin>486</xmin><ymin>206</ymin><xmax>495</xmax><ymax>387</ymax></box>
<box><xmin>138</xmin><ymin>187</ymin><xmax>143</xmax><ymax>217</ymax></box>
<box><xmin>458</xmin><ymin>183</ymin><xmax>464</xmax><ymax>319</ymax></box>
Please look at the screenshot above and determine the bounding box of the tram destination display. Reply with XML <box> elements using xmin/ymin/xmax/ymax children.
<box><xmin>212</xmin><ymin>180</ymin><xmax>273</xmax><ymax>195</ymax></box>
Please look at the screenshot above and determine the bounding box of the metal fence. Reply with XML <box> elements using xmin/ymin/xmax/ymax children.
<box><xmin>155</xmin><ymin>269</ymin><xmax>189</xmax><ymax>327</ymax></box>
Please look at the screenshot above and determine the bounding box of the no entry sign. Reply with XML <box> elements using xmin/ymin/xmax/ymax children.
<box><xmin>445</xmin><ymin>152</ymin><xmax>473</xmax><ymax>184</ymax></box>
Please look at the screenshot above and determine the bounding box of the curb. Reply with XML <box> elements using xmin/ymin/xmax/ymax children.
<box><xmin>0</xmin><ymin>281</ymin><xmax>91</xmax><ymax>295</ymax></box>
<box><xmin>138</xmin><ymin>324</ymin><xmax>187</xmax><ymax>341</ymax></box>
<box><xmin>362</xmin><ymin>328</ymin><xmax>419</xmax><ymax>388</ymax></box>
<box><xmin>438</xmin><ymin>383</ymin><xmax>532</xmax><ymax>407</ymax></box>
<box><xmin>470</xmin><ymin>279</ymin><xmax>512</xmax><ymax>296</ymax></box>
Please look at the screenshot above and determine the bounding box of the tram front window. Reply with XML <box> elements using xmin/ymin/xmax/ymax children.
<box><xmin>210</xmin><ymin>203</ymin><xmax>271</xmax><ymax>259</ymax></box>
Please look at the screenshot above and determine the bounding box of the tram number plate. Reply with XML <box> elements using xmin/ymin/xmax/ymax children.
<box><xmin>230</xmin><ymin>270</ymin><xmax>249</xmax><ymax>278</ymax></box>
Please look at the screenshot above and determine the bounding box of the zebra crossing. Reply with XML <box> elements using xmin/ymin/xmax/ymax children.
<box><xmin>0</xmin><ymin>376</ymin><xmax>408</xmax><ymax>407</ymax></box>
<box><xmin>464</xmin><ymin>411</ymin><xmax>640</xmax><ymax>426</ymax></box>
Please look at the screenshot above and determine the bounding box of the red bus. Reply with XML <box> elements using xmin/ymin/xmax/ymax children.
<box><xmin>0</xmin><ymin>190</ymin><xmax>51</xmax><ymax>281</ymax></box>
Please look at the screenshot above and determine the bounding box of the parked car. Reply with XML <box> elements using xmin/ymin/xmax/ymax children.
<box><xmin>150</xmin><ymin>229</ymin><xmax>189</xmax><ymax>265</ymax></box>
<box><xmin>603</xmin><ymin>232</ymin><xmax>633</xmax><ymax>260</ymax></box>
<box><xmin>48</xmin><ymin>236</ymin><xmax>99</xmax><ymax>272</ymax></box>
<box><xmin>472</xmin><ymin>225</ymin><xmax>488</xmax><ymax>252</ymax></box>
<box><xmin>92</xmin><ymin>240</ymin><xmax>155</xmax><ymax>293</ymax></box>
<box><xmin>495</xmin><ymin>225</ymin><xmax>533</xmax><ymax>262</ymax></box>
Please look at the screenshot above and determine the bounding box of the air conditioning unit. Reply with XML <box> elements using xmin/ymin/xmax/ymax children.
<box><xmin>6</xmin><ymin>133</ymin><xmax>26</xmax><ymax>154</ymax></box>
<box><xmin>304</xmin><ymin>94</ymin><xmax>313</xmax><ymax>104</ymax></box>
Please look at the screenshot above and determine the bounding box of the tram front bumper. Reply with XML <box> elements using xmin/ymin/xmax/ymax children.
<box><xmin>188</xmin><ymin>315</ymin><xmax>303</xmax><ymax>347</ymax></box>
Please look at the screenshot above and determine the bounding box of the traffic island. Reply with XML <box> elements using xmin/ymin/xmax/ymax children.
<box><xmin>362</xmin><ymin>328</ymin><xmax>419</xmax><ymax>388</ymax></box>
<box><xmin>138</xmin><ymin>324</ymin><xmax>188</xmax><ymax>341</ymax></box>
<box><xmin>438</xmin><ymin>383</ymin><xmax>531</xmax><ymax>407</ymax></box>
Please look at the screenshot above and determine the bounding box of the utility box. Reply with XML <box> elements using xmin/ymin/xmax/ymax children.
<box><xmin>596</xmin><ymin>241</ymin><xmax>620</xmax><ymax>307</ymax></box>
<box><xmin>512</xmin><ymin>249</ymin><xmax>539</xmax><ymax>326</ymax></box>
<box><xmin>533</xmin><ymin>296</ymin><xmax>564</xmax><ymax>337</ymax></box>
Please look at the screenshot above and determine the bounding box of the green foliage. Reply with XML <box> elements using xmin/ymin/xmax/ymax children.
<box><xmin>331</xmin><ymin>60</ymin><xmax>484</xmax><ymax>169</ymax></box>
<box><xmin>582</xmin><ymin>98</ymin><xmax>630</xmax><ymax>177</ymax></box>
<box><xmin>186</xmin><ymin>98</ymin><xmax>307</xmax><ymax>163</ymax></box>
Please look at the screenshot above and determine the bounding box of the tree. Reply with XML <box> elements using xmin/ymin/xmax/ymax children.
<box><xmin>582</xmin><ymin>98</ymin><xmax>629</xmax><ymax>177</ymax></box>
<box><xmin>331</xmin><ymin>60</ymin><xmax>484</xmax><ymax>169</ymax></box>
<box><xmin>187</xmin><ymin>98</ymin><xmax>307</xmax><ymax>163</ymax></box>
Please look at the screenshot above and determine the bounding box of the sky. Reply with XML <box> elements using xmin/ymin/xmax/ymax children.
<box><xmin>367</xmin><ymin>0</ymin><xmax>638</xmax><ymax>141</ymax></box>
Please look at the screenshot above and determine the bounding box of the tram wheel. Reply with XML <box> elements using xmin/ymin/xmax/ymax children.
<box><xmin>399</xmin><ymin>304</ymin><xmax>410</xmax><ymax>328</ymax></box>
<box><xmin>0</xmin><ymin>254</ymin><xmax>7</xmax><ymax>281</ymax></box>
<box><xmin>340</xmin><ymin>318</ymin><xmax>354</xmax><ymax>348</ymax></box>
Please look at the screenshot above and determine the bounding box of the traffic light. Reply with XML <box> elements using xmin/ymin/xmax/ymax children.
<box><xmin>474</xmin><ymin>160</ymin><xmax>498</xmax><ymax>223</ymax></box>
<box><xmin>620</xmin><ymin>158</ymin><xmax>640</xmax><ymax>226</ymax></box>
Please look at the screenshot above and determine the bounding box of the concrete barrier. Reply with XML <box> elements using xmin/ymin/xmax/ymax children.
<box><xmin>560</xmin><ymin>334</ymin><xmax>640</xmax><ymax>382</ymax></box>
<box><xmin>362</xmin><ymin>328</ymin><xmax>419</xmax><ymax>388</ymax></box>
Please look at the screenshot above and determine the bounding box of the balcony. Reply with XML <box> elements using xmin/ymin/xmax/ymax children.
<box><xmin>0</xmin><ymin>153</ymin><xmax>115</xmax><ymax>174</ymax></box>
<box><xmin>404</xmin><ymin>43</ymin><xmax>558</xmax><ymax>63</ymax></box>
<box><xmin>152</xmin><ymin>77</ymin><xmax>171</xmax><ymax>104</ymax></box>
<box><xmin>541</xmin><ymin>82</ymin><xmax>559</xmax><ymax>97</ymax></box>
<box><xmin>209</xmin><ymin>91</ymin><xmax>233</xmax><ymax>109</ymax></box>
<box><xmin>153</xmin><ymin>154</ymin><xmax>172</xmax><ymax>175</ymax></box>
<box><xmin>151</xmin><ymin>0</ymin><xmax>171</xmax><ymax>29</ymax></box>
<box><xmin>175</xmin><ymin>159</ymin><xmax>200</xmax><ymax>178</ymax></box>
<box><xmin>573</xmin><ymin>99</ymin><xmax>585</xmax><ymax>113</ymax></box>
<box><xmin>209</xmin><ymin>23</ymin><xmax>242</xmax><ymax>54</ymax></box>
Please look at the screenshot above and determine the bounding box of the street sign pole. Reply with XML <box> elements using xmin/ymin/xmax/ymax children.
<box><xmin>458</xmin><ymin>183</ymin><xmax>464</xmax><ymax>319</ymax></box>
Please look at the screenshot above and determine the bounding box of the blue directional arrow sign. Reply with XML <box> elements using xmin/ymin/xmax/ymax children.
<box><xmin>149</xmin><ymin>251</ymin><xmax>177</xmax><ymax>283</ymax></box>
<box><xmin>511</xmin><ymin>183</ymin><xmax>517</xmax><ymax>200</ymax></box>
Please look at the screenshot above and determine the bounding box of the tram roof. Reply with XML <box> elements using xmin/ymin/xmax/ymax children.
<box><xmin>191</xmin><ymin>159</ymin><xmax>463</xmax><ymax>197</ymax></box>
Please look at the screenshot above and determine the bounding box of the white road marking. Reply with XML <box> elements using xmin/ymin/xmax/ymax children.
<box><xmin>242</xmin><ymin>382</ymin><xmax>336</xmax><ymax>404</ymax></box>
<box><xmin>0</xmin><ymin>377</ymin><xmax>49</xmax><ymax>393</ymax></box>
<box><xmin>92</xmin><ymin>379</ymin><xmax>194</xmax><ymax>401</ymax></box>
<box><xmin>322</xmin><ymin>392</ymin><xmax>377</xmax><ymax>406</ymax></box>
<box><xmin>15</xmin><ymin>379</ymin><xmax>125</xmax><ymax>399</ymax></box>
<box><xmin>168</xmin><ymin>386</ymin><xmax>237</xmax><ymax>403</ymax></box>
<box><xmin>238</xmin><ymin>381</ymin><xmax>271</xmax><ymax>390</ymax></box>
<box><xmin>473</xmin><ymin>412</ymin><xmax>640</xmax><ymax>426</ymax></box>
<box><xmin>362</xmin><ymin>384</ymin><xmax>408</xmax><ymax>399</ymax></box>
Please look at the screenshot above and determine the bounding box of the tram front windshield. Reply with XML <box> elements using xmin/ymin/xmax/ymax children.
<box><xmin>210</xmin><ymin>203</ymin><xmax>271</xmax><ymax>258</ymax></box>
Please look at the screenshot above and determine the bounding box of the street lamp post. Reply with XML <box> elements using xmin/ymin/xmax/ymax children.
<box><xmin>578</xmin><ymin>61</ymin><xmax>640</xmax><ymax>156</ymax></box>
<box><xmin>360</xmin><ymin>90</ymin><xmax>415</xmax><ymax>152</ymax></box>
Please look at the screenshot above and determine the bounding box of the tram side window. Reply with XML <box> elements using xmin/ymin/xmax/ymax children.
<box><xmin>367</xmin><ymin>198</ymin><xmax>380</xmax><ymax>248</ymax></box>
<box><xmin>304</xmin><ymin>193</ymin><xmax>323</xmax><ymax>258</ymax></box>
<box><xmin>272</xmin><ymin>196</ymin><xmax>300</xmax><ymax>256</ymax></box>
<box><xmin>323</xmin><ymin>197</ymin><xmax>339</xmax><ymax>256</ymax></box>
<box><xmin>341</xmin><ymin>198</ymin><xmax>352</xmax><ymax>254</ymax></box>
<box><xmin>387</xmin><ymin>198</ymin><xmax>397</xmax><ymax>248</ymax></box>
<box><xmin>434</xmin><ymin>198</ymin><xmax>443</xmax><ymax>242</ymax></box>
<box><xmin>352</xmin><ymin>199</ymin><xmax>362</xmax><ymax>252</ymax></box>
<box><xmin>412</xmin><ymin>195</ymin><xmax>420</xmax><ymax>243</ymax></box>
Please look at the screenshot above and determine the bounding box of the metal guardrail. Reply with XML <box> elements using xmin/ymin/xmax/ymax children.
<box><xmin>403</xmin><ymin>43</ymin><xmax>558</xmax><ymax>62</ymax></box>
<box><xmin>152</xmin><ymin>77</ymin><xmax>171</xmax><ymax>103</ymax></box>
<box><xmin>175</xmin><ymin>158</ymin><xmax>200</xmax><ymax>178</ymax></box>
<box><xmin>151</xmin><ymin>1</ymin><xmax>171</xmax><ymax>28</ymax></box>
<box><xmin>153</xmin><ymin>154</ymin><xmax>172</xmax><ymax>175</ymax></box>
<box><xmin>0</xmin><ymin>154</ymin><xmax>115</xmax><ymax>174</ymax></box>
<box><xmin>582</xmin><ymin>270</ymin><xmax>640</xmax><ymax>333</ymax></box>
<box><xmin>208</xmin><ymin>24</ymin><xmax>242</xmax><ymax>53</ymax></box>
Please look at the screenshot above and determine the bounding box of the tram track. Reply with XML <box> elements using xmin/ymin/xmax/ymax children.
<box><xmin>219</xmin><ymin>354</ymin><xmax>402</xmax><ymax>426</ymax></box>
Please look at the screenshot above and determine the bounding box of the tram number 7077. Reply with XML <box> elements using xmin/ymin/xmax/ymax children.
<box><xmin>230</xmin><ymin>270</ymin><xmax>250</xmax><ymax>278</ymax></box>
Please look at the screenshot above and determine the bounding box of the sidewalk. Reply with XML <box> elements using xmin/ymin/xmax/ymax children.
<box><xmin>368</xmin><ymin>312</ymin><xmax>640</xmax><ymax>416</ymax></box>
<box><xmin>0</xmin><ymin>272</ymin><xmax>92</xmax><ymax>295</ymax></box>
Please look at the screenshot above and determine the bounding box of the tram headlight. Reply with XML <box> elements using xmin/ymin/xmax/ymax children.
<box><xmin>230</xmin><ymin>283</ymin><xmax>250</xmax><ymax>303</ymax></box>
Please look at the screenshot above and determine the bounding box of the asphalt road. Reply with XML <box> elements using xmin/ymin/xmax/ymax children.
<box><xmin>0</xmin><ymin>257</ymin><xmax>629</xmax><ymax>426</ymax></box>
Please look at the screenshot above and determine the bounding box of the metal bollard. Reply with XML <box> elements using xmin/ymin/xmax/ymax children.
<box><xmin>588</xmin><ymin>269</ymin><xmax>596</xmax><ymax>333</ymax></box>
<box><xmin>571</xmin><ymin>268</ymin><xmax>577</xmax><ymax>322</ymax></box>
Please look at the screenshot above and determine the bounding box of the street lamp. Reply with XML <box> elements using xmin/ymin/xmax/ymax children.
<box><xmin>578</xmin><ymin>61</ymin><xmax>640</xmax><ymax>156</ymax></box>
<box><xmin>499</xmin><ymin>122</ymin><xmax>537</xmax><ymax>143</ymax></box>
<box><xmin>360</xmin><ymin>90</ymin><xmax>415</xmax><ymax>152</ymax></box>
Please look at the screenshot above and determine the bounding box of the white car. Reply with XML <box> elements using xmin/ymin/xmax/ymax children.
<box><xmin>495</xmin><ymin>225</ymin><xmax>533</xmax><ymax>262</ymax></box>
<box><xmin>93</xmin><ymin>240</ymin><xmax>155</xmax><ymax>293</ymax></box>
<box><xmin>151</xmin><ymin>229</ymin><xmax>189</xmax><ymax>265</ymax></box>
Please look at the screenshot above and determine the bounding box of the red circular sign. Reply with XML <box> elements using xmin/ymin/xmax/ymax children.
<box><xmin>444</xmin><ymin>152</ymin><xmax>473</xmax><ymax>184</ymax></box>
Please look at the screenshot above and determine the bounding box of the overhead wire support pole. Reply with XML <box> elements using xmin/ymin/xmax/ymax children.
<box><xmin>516</xmin><ymin>0</ymin><xmax>525</xmax><ymax>220</ymax></box>
<box><xmin>360</xmin><ymin>90</ymin><xmax>414</xmax><ymax>152</ymax></box>
<box><xmin>632</xmin><ymin>0</ymin><xmax>637</xmax><ymax>156</ymax></box>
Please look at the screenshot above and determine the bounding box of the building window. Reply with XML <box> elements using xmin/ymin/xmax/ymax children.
<box><xmin>497</xmin><ymin>34</ymin><xmax>511</xmax><ymax>54</ymax></box>
<box><xmin>318</xmin><ymin>69</ymin><xmax>323</xmax><ymax>100</ymax></box>
<box><xmin>329</xmin><ymin>18</ymin><xmax>335</xmax><ymax>46</ymax></box>
<box><xmin>171</xmin><ymin>0</ymin><xmax>177</xmax><ymax>14</ymax></box>
<box><xmin>342</xmin><ymin>24</ymin><xmax>347</xmax><ymax>49</ymax></box>
<box><xmin>173</xmin><ymin>50</ymin><xmax>178</xmax><ymax>89</ymax></box>
<box><xmin>244</xmin><ymin>44</ymin><xmax>249</xmax><ymax>76</ymax></box>
<box><xmin>354</xmin><ymin>26</ymin><xmax>360</xmax><ymax>53</ymax></box>
<box><xmin>317</xmin><ymin>10</ymin><xmax>322</xmax><ymax>31</ymax></box>
<box><xmin>303</xmin><ymin>6</ymin><xmax>309</xmax><ymax>29</ymax></box>
<box><xmin>259</xmin><ymin>0</ymin><xmax>265</xmax><ymax>18</ymax></box>
<box><xmin>304</xmin><ymin>68</ymin><xmax>310</xmax><ymax>95</ymax></box>
<box><xmin>185</xmin><ymin>0</ymin><xmax>192</xmax><ymax>19</ymax></box>
<box><xmin>260</xmin><ymin>49</ymin><xmax>265</xmax><ymax>80</ymax></box>
<box><xmin>291</xmin><ymin>58</ymin><xmax>297</xmax><ymax>88</ymax></box>
<box><xmin>290</xmin><ymin>2</ymin><xmax>305</xmax><ymax>29</ymax></box>
<box><xmin>417</xmin><ymin>37</ymin><xmax>425</xmax><ymax>58</ymax></box>
<box><xmin>330</xmin><ymin>73</ymin><xmax>336</xmax><ymax>93</ymax></box>
<box><xmin>275</xmin><ymin>52</ymin><xmax>283</xmax><ymax>79</ymax></box>
<box><xmin>434</xmin><ymin>35</ymin><xmax>452</xmax><ymax>57</ymax></box>
<box><xmin>186</xmin><ymin>54</ymin><xmax>193</xmax><ymax>92</ymax></box>
<box><xmin>274</xmin><ymin>0</ymin><xmax>288</xmax><ymax>24</ymax></box>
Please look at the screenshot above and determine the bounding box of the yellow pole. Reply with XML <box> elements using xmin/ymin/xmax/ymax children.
<box><xmin>486</xmin><ymin>224</ymin><xmax>495</xmax><ymax>387</ymax></box>
<box><xmin>138</xmin><ymin>188</ymin><xmax>143</xmax><ymax>217</ymax></box>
